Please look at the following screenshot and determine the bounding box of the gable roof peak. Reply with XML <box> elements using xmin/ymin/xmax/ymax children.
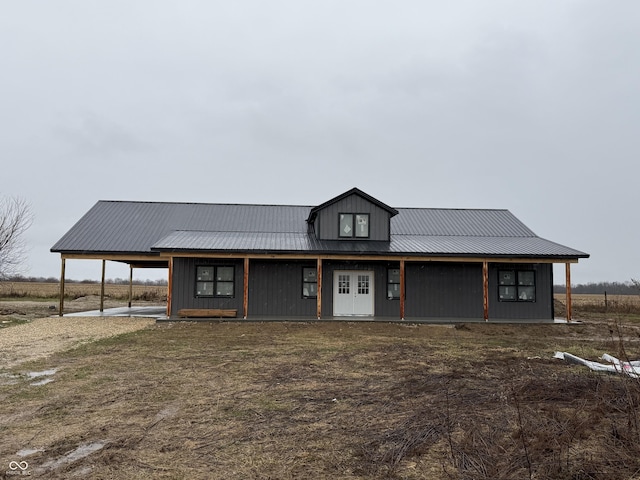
<box><xmin>307</xmin><ymin>187</ymin><xmax>399</xmax><ymax>223</ymax></box>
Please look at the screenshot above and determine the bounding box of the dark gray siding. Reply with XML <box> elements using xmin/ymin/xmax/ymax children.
<box><xmin>170</xmin><ymin>258</ymin><xmax>244</xmax><ymax>316</ymax></box>
<box><xmin>248</xmin><ymin>260</ymin><xmax>317</xmax><ymax>317</ymax></box>
<box><xmin>171</xmin><ymin>258</ymin><xmax>553</xmax><ymax>320</ymax></box>
<box><xmin>405</xmin><ymin>263</ymin><xmax>484</xmax><ymax>319</ymax></box>
<box><xmin>315</xmin><ymin>194</ymin><xmax>391</xmax><ymax>241</ymax></box>
<box><xmin>403</xmin><ymin>262</ymin><xmax>553</xmax><ymax>320</ymax></box>
<box><xmin>488</xmin><ymin>263</ymin><xmax>553</xmax><ymax>320</ymax></box>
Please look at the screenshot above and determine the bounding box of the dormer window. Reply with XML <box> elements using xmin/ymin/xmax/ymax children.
<box><xmin>339</xmin><ymin>213</ymin><xmax>369</xmax><ymax>238</ymax></box>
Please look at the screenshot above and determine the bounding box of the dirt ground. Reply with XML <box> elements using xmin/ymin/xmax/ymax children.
<box><xmin>3</xmin><ymin>306</ymin><xmax>640</xmax><ymax>479</ymax></box>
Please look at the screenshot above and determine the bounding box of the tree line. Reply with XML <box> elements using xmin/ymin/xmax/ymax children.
<box><xmin>554</xmin><ymin>281</ymin><xmax>639</xmax><ymax>295</ymax></box>
<box><xmin>1</xmin><ymin>274</ymin><xmax>168</xmax><ymax>286</ymax></box>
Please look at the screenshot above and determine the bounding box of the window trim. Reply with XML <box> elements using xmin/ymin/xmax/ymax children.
<box><xmin>338</xmin><ymin>212</ymin><xmax>370</xmax><ymax>239</ymax></box>
<box><xmin>498</xmin><ymin>269</ymin><xmax>536</xmax><ymax>302</ymax></box>
<box><xmin>195</xmin><ymin>265</ymin><xmax>235</xmax><ymax>298</ymax></box>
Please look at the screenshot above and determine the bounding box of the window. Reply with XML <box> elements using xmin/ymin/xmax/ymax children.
<box><xmin>387</xmin><ymin>268</ymin><xmax>400</xmax><ymax>299</ymax></box>
<box><xmin>339</xmin><ymin>213</ymin><xmax>369</xmax><ymax>238</ymax></box>
<box><xmin>196</xmin><ymin>266</ymin><xmax>235</xmax><ymax>297</ymax></box>
<box><xmin>302</xmin><ymin>267</ymin><xmax>317</xmax><ymax>298</ymax></box>
<box><xmin>498</xmin><ymin>270</ymin><xmax>535</xmax><ymax>302</ymax></box>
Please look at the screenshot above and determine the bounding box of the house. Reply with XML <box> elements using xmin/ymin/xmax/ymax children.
<box><xmin>51</xmin><ymin>188</ymin><xmax>588</xmax><ymax>322</ymax></box>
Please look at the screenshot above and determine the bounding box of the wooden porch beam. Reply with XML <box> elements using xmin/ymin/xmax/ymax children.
<box><xmin>565</xmin><ymin>263</ymin><xmax>572</xmax><ymax>322</ymax></box>
<box><xmin>155</xmin><ymin>251</ymin><xmax>579</xmax><ymax>264</ymax></box>
<box><xmin>100</xmin><ymin>260</ymin><xmax>106</xmax><ymax>312</ymax></box>
<box><xmin>483</xmin><ymin>261</ymin><xmax>489</xmax><ymax>321</ymax></box>
<box><xmin>243</xmin><ymin>257</ymin><xmax>250</xmax><ymax>319</ymax></box>
<box><xmin>400</xmin><ymin>259</ymin><xmax>405</xmax><ymax>320</ymax></box>
<box><xmin>166</xmin><ymin>257</ymin><xmax>173</xmax><ymax>317</ymax></box>
<box><xmin>128</xmin><ymin>265</ymin><xmax>133</xmax><ymax>308</ymax></box>
<box><xmin>58</xmin><ymin>257</ymin><xmax>66</xmax><ymax>316</ymax></box>
<box><xmin>317</xmin><ymin>258</ymin><xmax>323</xmax><ymax>319</ymax></box>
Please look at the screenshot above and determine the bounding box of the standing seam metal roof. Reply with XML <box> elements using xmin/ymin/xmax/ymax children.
<box><xmin>50</xmin><ymin>200</ymin><xmax>588</xmax><ymax>259</ymax></box>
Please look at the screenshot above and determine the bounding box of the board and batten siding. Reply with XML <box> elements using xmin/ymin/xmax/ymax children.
<box><xmin>404</xmin><ymin>263</ymin><xmax>485</xmax><ymax>319</ymax></box>
<box><xmin>248</xmin><ymin>260</ymin><xmax>317</xmax><ymax>317</ymax></box>
<box><xmin>314</xmin><ymin>193</ymin><xmax>391</xmax><ymax>241</ymax></box>
<box><xmin>170</xmin><ymin>258</ymin><xmax>244</xmax><ymax>316</ymax></box>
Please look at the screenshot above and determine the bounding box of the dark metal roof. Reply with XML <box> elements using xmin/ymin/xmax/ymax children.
<box><xmin>151</xmin><ymin>231</ymin><xmax>587</xmax><ymax>258</ymax></box>
<box><xmin>51</xmin><ymin>199</ymin><xmax>589</xmax><ymax>259</ymax></box>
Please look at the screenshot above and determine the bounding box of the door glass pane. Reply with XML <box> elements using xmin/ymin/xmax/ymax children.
<box><xmin>358</xmin><ymin>275</ymin><xmax>369</xmax><ymax>294</ymax></box>
<box><xmin>338</xmin><ymin>274</ymin><xmax>350</xmax><ymax>294</ymax></box>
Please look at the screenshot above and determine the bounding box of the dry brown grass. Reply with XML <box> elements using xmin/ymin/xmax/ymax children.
<box><xmin>3</xmin><ymin>317</ymin><xmax>640</xmax><ymax>479</ymax></box>
<box><xmin>0</xmin><ymin>281</ymin><xmax>167</xmax><ymax>301</ymax></box>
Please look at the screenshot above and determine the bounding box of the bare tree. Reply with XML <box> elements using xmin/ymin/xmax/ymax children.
<box><xmin>0</xmin><ymin>196</ymin><xmax>33</xmax><ymax>279</ymax></box>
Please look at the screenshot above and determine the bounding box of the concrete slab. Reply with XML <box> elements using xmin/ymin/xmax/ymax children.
<box><xmin>62</xmin><ymin>306</ymin><xmax>168</xmax><ymax>320</ymax></box>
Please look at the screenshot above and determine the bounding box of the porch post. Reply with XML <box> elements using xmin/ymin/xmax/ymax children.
<box><xmin>565</xmin><ymin>263</ymin><xmax>572</xmax><ymax>322</ymax></box>
<box><xmin>128</xmin><ymin>264</ymin><xmax>133</xmax><ymax>308</ymax></box>
<box><xmin>58</xmin><ymin>257</ymin><xmax>66</xmax><ymax>316</ymax></box>
<box><xmin>317</xmin><ymin>258</ymin><xmax>323</xmax><ymax>319</ymax></box>
<box><xmin>166</xmin><ymin>256</ymin><xmax>173</xmax><ymax>317</ymax></box>
<box><xmin>243</xmin><ymin>257</ymin><xmax>249</xmax><ymax>319</ymax></box>
<box><xmin>400</xmin><ymin>259</ymin><xmax>405</xmax><ymax>320</ymax></box>
<box><xmin>483</xmin><ymin>261</ymin><xmax>489</xmax><ymax>321</ymax></box>
<box><xmin>100</xmin><ymin>259</ymin><xmax>106</xmax><ymax>312</ymax></box>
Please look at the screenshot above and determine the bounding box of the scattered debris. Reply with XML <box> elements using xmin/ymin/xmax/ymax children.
<box><xmin>554</xmin><ymin>351</ymin><xmax>640</xmax><ymax>378</ymax></box>
<box><xmin>38</xmin><ymin>441</ymin><xmax>106</xmax><ymax>472</ymax></box>
<box><xmin>27</xmin><ymin>368</ymin><xmax>58</xmax><ymax>386</ymax></box>
<box><xmin>17</xmin><ymin>448</ymin><xmax>44</xmax><ymax>457</ymax></box>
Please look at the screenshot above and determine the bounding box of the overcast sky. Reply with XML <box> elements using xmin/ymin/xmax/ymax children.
<box><xmin>1</xmin><ymin>1</ymin><xmax>638</xmax><ymax>284</ymax></box>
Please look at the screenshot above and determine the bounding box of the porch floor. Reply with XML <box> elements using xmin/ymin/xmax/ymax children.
<box><xmin>59</xmin><ymin>307</ymin><xmax>576</xmax><ymax>324</ymax></box>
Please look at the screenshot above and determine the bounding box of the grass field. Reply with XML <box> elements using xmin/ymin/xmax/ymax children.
<box><xmin>3</xmin><ymin>311</ymin><xmax>640</xmax><ymax>478</ymax></box>
<box><xmin>0</xmin><ymin>281</ymin><xmax>167</xmax><ymax>301</ymax></box>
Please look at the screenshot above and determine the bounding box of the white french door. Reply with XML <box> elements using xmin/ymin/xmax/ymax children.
<box><xmin>333</xmin><ymin>270</ymin><xmax>374</xmax><ymax>316</ymax></box>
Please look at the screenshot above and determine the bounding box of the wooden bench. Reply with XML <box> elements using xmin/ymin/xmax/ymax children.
<box><xmin>177</xmin><ymin>308</ymin><xmax>238</xmax><ymax>319</ymax></box>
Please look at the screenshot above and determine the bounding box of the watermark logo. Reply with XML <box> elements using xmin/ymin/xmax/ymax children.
<box><xmin>6</xmin><ymin>460</ymin><xmax>30</xmax><ymax>476</ymax></box>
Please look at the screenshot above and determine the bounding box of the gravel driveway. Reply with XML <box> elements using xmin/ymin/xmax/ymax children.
<box><xmin>0</xmin><ymin>316</ymin><xmax>156</xmax><ymax>369</ymax></box>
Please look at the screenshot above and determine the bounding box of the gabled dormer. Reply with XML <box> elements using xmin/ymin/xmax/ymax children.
<box><xmin>306</xmin><ymin>188</ymin><xmax>399</xmax><ymax>241</ymax></box>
